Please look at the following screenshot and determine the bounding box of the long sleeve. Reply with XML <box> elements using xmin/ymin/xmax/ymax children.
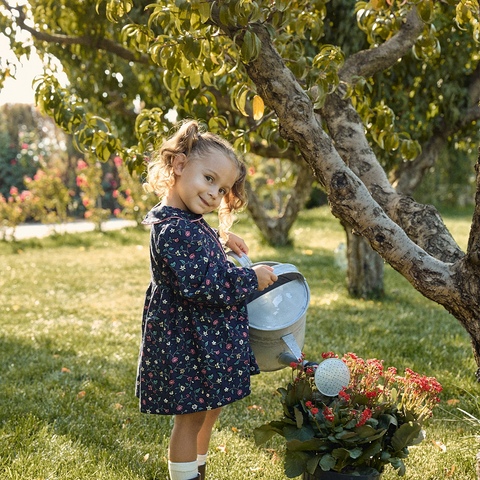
<box><xmin>154</xmin><ymin>220</ymin><xmax>258</xmax><ymax>306</ymax></box>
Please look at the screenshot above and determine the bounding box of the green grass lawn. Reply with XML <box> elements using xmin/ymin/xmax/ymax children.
<box><xmin>0</xmin><ymin>206</ymin><xmax>479</xmax><ymax>479</ymax></box>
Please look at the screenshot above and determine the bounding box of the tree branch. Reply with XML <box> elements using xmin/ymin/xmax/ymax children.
<box><xmin>339</xmin><ymin>7</ymin><xmax>424</xmax><ymax>83</ymax></box>
<box><xmin>1</xmin><ymin>0</ymin><xmax>150</xmax><ymax>65</ymax></box>
<box><xmin>235</xmin><ymin>22</ymin><xmax>458</xmax><ymax>311</ymax></box>
<box><xmin>321</xmin><ymin>90</ymin><xmax>464</xmax><ymax>263</ymax></box>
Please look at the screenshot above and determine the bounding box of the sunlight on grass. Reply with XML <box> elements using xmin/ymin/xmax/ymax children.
<box><xmin>0</xmin><ymin>207</ymin><xmax>478</xmax><ymax>479</ymax></box>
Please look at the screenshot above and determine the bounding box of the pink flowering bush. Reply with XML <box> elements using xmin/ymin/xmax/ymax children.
<box><xmin>25</xmin><ymin>168</ymin><xmax>71</xmax><ymax>225</ymax></box>
<box><xmin>254</xmin><ymin>352</ymin><xmax>442</xmax><ymax>478</ymax></box>
<box><xmin>0</xmin><ymin>187</ymin><xmax>37</xmax><ymax>240</ymax></box>
<box><xmin>76</xmin><ymin>157</ymin><xmax>111</xmax><ymax>231</ymax></box>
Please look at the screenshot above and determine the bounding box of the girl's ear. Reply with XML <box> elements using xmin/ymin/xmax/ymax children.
<box><xmin>172</xmin><ymin>154</ymin><xmax>187</xmax><ymax>175</ymax></box>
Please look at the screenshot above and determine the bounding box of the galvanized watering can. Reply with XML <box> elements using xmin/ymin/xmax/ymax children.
<box><xmin>228</xmin><ymin>252</ymin><xmax>310</xmax><ymax>372</ymax></box>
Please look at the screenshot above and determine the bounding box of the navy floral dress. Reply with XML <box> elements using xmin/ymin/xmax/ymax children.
<box><xmin>136</xmin><ymin>204</ymin><xmax>260</xmax><ymax>415</ymax></box>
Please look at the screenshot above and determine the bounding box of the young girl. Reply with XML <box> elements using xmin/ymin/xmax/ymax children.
<box><xmin>135</xmin><ymin>120</ymin><xmax>277</xmax><ymax>480</ymax></box>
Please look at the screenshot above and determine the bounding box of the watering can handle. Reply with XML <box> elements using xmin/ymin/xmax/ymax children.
<box><xmin>226</xmin><ymin>250</ymin><xmax>253</xmax><ymax>268</ymax></box>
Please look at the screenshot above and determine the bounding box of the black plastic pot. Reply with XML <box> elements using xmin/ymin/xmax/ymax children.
<box><xmin>302</xmin><ymin>469</ymin><xmax>382</xmax><ymax>480</ymax></box>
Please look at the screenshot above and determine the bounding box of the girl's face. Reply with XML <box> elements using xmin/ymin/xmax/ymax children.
<box><xmin>165</xmin><ymin>150</ymin><xmax>238</xmax><ymax>214</ymax></box>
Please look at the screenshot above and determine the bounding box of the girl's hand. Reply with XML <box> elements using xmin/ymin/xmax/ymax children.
<box><xmin>253</xmin><ymin>265</ymin><xmax>278</xmax><ymax>291</ymax></box>
<box><xmin>225</xmin><ymin>232</ymin><xmax>249</xmax><ymax>257</ymax></box>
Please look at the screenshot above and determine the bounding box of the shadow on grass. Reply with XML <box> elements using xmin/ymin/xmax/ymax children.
<box><xmin>0</xmin><ymin>334</ymin><xmax>171</xmax><ymax>479</ymax></box>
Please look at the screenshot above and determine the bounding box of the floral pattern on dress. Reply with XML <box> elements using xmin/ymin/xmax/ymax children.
<box><xmin>136</xmin><ymin>204</ymin><xmax>260</xmax><ymax>415</ymax></box>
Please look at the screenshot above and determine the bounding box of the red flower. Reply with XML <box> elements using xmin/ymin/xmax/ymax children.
<box><xmin>114</xmin><ymin>156</ymin><xmax>123</xmax><ymax>166</ymax></box>
<box><xmin>77</xmin><ymin>160</ymin><xmax>88</xmax><ymax>170</ymax></box>
<box><xmin>311</xmin><ymin>408</ymin><xmax>319</xmax><ymax>415</ymax></box>
<box><xmin>356</xmin><ymin>408</ymin><xmax>372</xmax><ymax>427</ymax></box>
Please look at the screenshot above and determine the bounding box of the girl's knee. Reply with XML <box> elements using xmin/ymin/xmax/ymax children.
<box><xmin>174</xmin><ymin>411</ymin><xmax>207</xmax><ymax>432</ymax></box>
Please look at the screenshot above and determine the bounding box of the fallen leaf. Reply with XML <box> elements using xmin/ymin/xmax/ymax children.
<box><xmin>17</xmin><ymin>249</ymin><xmax>23</xmax><ymax>254</ymax></box>
<box><xmin>115</xmin><ymin>403</ymin><xmax>123</xmax><ymax>409</ymax></box>
<box><xmin>445</xmin><ymin>465</ymin><xmax>455</xmax><ymax>477</ymax></box>
<box><xmin>216</xmin><ymin>444</ymin><xmax>228</xmax><ymax>453</ymax></box>
<box><xmin>53</xmin><ymin>354</ymin><xmax>60</xmax><ymax>358</ymax></box>
<box><xmin>77</xmin><ymin>391</ymin><xmax>86</xmax><ymax>399</ymax></box>
<box><xmin>231</xmin><ymin>426</ymin><xmax>241</xmax><ymax>432</ymax></box>
<box><xmin>61</xmin><ymin>367</ymin><xmax>71</xmax><ymax>373</ymax></box>
<box><xmin>447</xmin><ymin>399</ymin><xmax>460</xmax><ymax>406</ymax></box>
<box><xmin>432</xmin><ymin>440</ymin><xmax>447</xmax><ymax>452</ymax></box>
<box><xmin>248</xmin><ymin>405</ymin><xmax>265</xmax><ymax>414</ymax></box>
<box><xmin>142</xmin><ymin>453</ymin><xmax>150</xmax><ymax>462</ymax></box>
<box><xmin>250</xmin><ymin>467</ymin><xmax>263</xmax><ymax>472</ymax></box>
<box><xmin>303</xmin><ymin>249</ymin><xmax>313</xmax><ymax>255</ymax></box>
<box><xmin>271</xmin><ymin>453</ymin><xmax>281</xmax><ymax>463</ymax></box>
<box><xmin>116</xmin><ymin>391</ymin><xmax>126</xmax><ymax>396</ymax></box>
<box><xmin>265</xmin><ymin>448</ymin><xmax>281</xmax><ymax>463</ymax></box>
<box><xmin>12</xmin><ymin>305</ymin><xmax>20</xmax><ymax>311</ymax></box>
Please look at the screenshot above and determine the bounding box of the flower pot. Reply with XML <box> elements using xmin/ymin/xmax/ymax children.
<box><xmin>302</xmin><ymin>470</ymin><xmax>382</xmax><ymax>480</ymax></box>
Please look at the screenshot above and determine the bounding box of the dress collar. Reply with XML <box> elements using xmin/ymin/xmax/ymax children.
<box><xmin>142</xmin><ymin>203</ymin><xmax>203</xmax><ymax>225</ymax></box>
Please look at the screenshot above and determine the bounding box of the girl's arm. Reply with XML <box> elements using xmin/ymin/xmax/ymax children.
<box><xmin>157</xmin><ymin>221</ymin><xmax>258</xmax><ymax>306</ymax></box>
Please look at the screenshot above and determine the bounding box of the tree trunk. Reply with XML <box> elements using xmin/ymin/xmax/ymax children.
<box><xmin>225</xmin><ymin>17</ymin><xmax>480</xmax><ymax>376</ymax></box>
<box><xmin>343</xmin><ymin>221</ymin><xmax>384</xmax><ymax>298</ymax></box>
<box><xmin>245</xmin><ymin>160</ymin><xmax>314</xmax><ymax>245</ymax></box>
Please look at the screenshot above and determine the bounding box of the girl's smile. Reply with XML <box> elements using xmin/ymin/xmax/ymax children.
<box><xmin>165</xmin><ymin>151</ymin><xmax>238</xmax><ymax>214</ymax></box>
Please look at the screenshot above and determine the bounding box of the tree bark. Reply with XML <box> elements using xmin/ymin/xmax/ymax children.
<box><xmin>245</xmin><ymin>161</ymin><xmax>314</xmax><ymax>245</ymax></box>
<box><xmin>342</xmin><ymin>221</ymin><xmax>384</xmax><ymax>298</ymax></box>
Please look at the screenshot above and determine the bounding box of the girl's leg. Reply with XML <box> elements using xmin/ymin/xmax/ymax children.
<box><xmin>169</xmin><ymin>411</ymin><xmax>207</xmax><ymax>480</ymax></box>
<box><xmin>196</xmin><ymin>407</ymin><xmax>222</xmax><ymax>480</ymax></box>
<box><xmin>197</xmin><ymin>407</ymin><xmax>222</xmax><ymax>455</ymax></box>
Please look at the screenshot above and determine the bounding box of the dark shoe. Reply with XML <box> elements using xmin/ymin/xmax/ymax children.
<box><xmin>187</xmin><ymin>476</ymin><xmax>200</xmax><ymax>480</ymax></box>
<box><xmin>198</xmin><ymin>463</ymin><xmax>206</xmax><ymax>480</ymax></box>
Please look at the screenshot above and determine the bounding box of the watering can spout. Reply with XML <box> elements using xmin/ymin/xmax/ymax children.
<box><xmin>278</xmin><ymin>333</ymin><xmax>319</xmax><ymax>368</ymax></box>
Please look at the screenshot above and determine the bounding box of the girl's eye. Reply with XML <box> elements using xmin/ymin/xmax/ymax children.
<box><xmin>219</xmin><ymin>188</ymin><xmax>226</xmax><ymax>195</ymax></box>
<box><xmin>205</xmin><ymin>175</ymin><xmax>213</xmax><ymax>182</ymax></box>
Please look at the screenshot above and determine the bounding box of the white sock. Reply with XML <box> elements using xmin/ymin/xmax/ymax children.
<box><xmin>168</xmin><ymin>460</ymin><xmax>198</xmax><ymax>480</ymax></box>
<box><xmin>197</xmin><ymin>453</ymin><xmax>208</xmax><ymax>467</ymax></box>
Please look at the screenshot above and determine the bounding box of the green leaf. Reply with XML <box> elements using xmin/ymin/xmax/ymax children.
<box><xmin>286</xmin><ymin>438</ymin><xmax>329</xmax><ymax>452</ymax></box>
<box><xmin>417</xmin><ymin>0</ymin><xmax>434</xmax><ymax>24</ymax></box>
<box><xmin>241</xmin><ymin>30</ymin><xmax>254</xmax><ymax>63</ymax></box>
<box><xmin>285</xmin><ymin>450</ymin><xmax>310</xmax><ymax>478</ymax></box>
<box><xmin>391</xmin><ymin>422</ymin><xmax>422</xmax><ymax>452</ymax></box>
<box><xmin>378</xmin><ymin>413</ymin><xmax>398</xmax><ymax>431</ymax></box>
<box><xmin>307</xmin><ymin>455</ymin><xmax>320</xmax><ymax>475</ymax></box>
<box><xmin>354</xmin><ymin>425</ymin><xmax>376</xmax><ymax>439</ymax></box>
<box><xmin>331</xmin><ymin>447</ymin><xmax>350</xmax><ymax>463</ymax></box>
<box><xmin>189</xmin><ymin>70</ymin><xmax>201</xmax><ymax>89</ymax></box>
<box><xmin>235</xmin><ymin>87</ymin><xmax>249</xmax><ymax>117</ymax></box>
<box><xmin>198</xmin><ymin>2</ymin><xmax>210</xmax><ymax>22</ymax></box>
<box><xmin>319</xmin><ymin>453</ymin><xmax>336</xmax><ymax>472</ymax></box>
<box><xmin>283</xmin><ymin>425</ymin><xmax>315</xmax><ymax>442</ymax></box>
<box><xmin>294</xmin><ymin>407</ymin><xmax>304</xmax><ymax>429</ymax></box>
<box><xmin>253</xmin><ymin>424</ymin><xmax>281</xmax><ymax>446</ymax></box>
